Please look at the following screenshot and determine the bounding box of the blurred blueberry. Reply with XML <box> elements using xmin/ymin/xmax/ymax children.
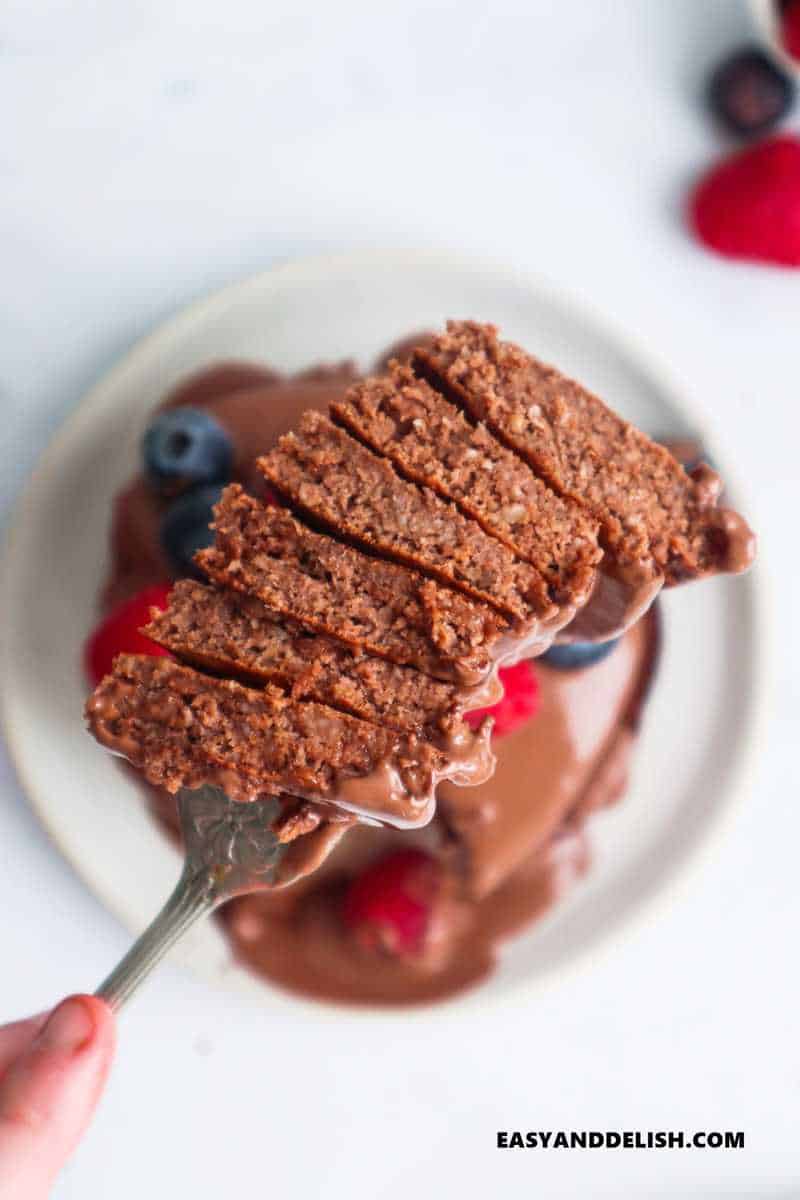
<box><xmin>160</xmin><ymin>484</ymin><xmax>224</xmax><ymax>577</ymax></box>
<box><xmin>653</xmin><ymin>436</ymin><xmax>717</xmax><ymax>475</ymax></box>
<box><xmin>683</xmin><ymin>448</ymin><xmax>718</xmax><ymax>475</ymax></box>
<box><xmin>675</xmin><ymin>440</ymin><xmax>717</xmax><ymax>475</ymax></box>
<box><xmin>708</xmin><ymin>47</ymin><xmax>795</xmax><ymax>138</ymax></box>
<box><xmin>142</xmin><ymin>407</ymin><xmax>233</xmax><ymax>493</ymax></box>
<box><xmin>541</xmin><ymin>639</ymin><xmax>619</xmax><ymax>671</ymax></box>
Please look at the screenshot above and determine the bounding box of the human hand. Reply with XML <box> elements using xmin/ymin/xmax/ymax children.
<box><xmin>0</xmin><ymin>996</ymin><xmax>116</xmax><ymax>1199</ymax></box>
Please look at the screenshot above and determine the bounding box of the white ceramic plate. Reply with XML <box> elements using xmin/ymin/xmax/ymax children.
<box><xmin>0</xmin><ymin>250</ymin><xmax>763</xmax><ymax>1016</ymax></box>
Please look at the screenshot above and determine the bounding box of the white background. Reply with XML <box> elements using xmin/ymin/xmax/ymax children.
<box><xmin>1</xmin><ymin>1</ymin><xmax>798</xmax><ymax>1197</ymax></box>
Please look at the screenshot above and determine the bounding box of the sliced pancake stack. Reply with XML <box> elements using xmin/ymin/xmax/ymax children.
<box><xmin>86</xmin><ymin>322</ymin><xmax>754</xmax><ymax>842</ymax></box>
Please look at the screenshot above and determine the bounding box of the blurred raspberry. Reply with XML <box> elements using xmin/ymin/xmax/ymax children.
<box><xmin>781</xmin><ymin>0</ymin><xmax>800</xmax><ymax>61</ymax></box>
<box><xmin>84</xmin><ymin>583</ymin><xmax>172</xmax><ymax>686</ymax></box>
<box><xmin>341</xmin><ymin>848</ymin><xmax>440</xmax><ymax>956</ymax></box>
<box><xmin>689</xmin><ymin>135</ymin><xmax>800</xmax><ymax>266</ymax></box>
<box><xmin>465</xmin><ymin>659</ymin><xmax>540</xmax><ymax>738</ymax></box>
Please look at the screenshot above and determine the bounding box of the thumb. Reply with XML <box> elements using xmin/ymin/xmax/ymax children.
<box><xmin>0</xmin><ymin>995</ymin><xmax>116</xmax><ymax>1199</ymax></box>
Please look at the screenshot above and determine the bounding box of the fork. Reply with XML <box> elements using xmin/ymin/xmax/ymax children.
<box><xmin>95</xmin><ymin>785</ymin><xmax>290</xmax><ymax>1010</ymax></box>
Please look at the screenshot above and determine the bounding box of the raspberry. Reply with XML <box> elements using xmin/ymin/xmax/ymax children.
<box><xmin>84</xmin><ymin>583</ymin><xmax>172</xmax><ymax>686</ymax></box>
<box><xmin>464</xmin><ymin>659</ymin><xmax>540</xmax><ymax>738</ymax></box>
<box><xmin>781</xmin><ymin>0</ymin><xmax>800</xmax><ymax>61</ymax></box>
<box><xmin>689</xmin><ymin>135</ymin><xmax>800</xmax><ymax>267</ymax></box>
<box><xmin>341</xmin><ymin>848</ymin><xmax>440</xmax><ymax>956</ymax></box>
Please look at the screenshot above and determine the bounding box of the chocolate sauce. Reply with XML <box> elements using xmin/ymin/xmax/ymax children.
<box><xmin>557</xmin><ymin>562</ymin><xmax>661</xmax><ymax>643</ymax></box>
<box><xmin>221</xmin><ymin>611</ymin><xmax>658</xmax><ymax>1006</ymax></box>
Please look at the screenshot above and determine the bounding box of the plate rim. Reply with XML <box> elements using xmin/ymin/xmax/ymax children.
<box><xmin>0</xmin><ymin>247</ymin><xmax>770</xmax><ymax>1022</ymax></box>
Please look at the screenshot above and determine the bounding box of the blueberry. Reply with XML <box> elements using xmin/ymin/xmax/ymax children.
<box><xmin>653</xmin><ymin>437</ymin><xmax>717</xmax><ymax>475</ymax></box>
<box><xmin>159</xmin><ymin>484</ymin><xmax>224</xmax><ymax>577</ymax></box>
<box><xmin>708</xmin><ymin>47</ymin><xmax>795</xmax><ymax>138</ymax></box>
<box><xmin>541</xmin><ymin>639</ymin><xmax>619</xmax><ymax>671</ymax></box>
<box><xmin>142</xmin><ymin>407</ymin><xmax>233</xmax><ymax>494</ymax></box>
<box><xmin>669</xmin><ymin>439</ymin><xmax>717</xmax><ymax>475</ymax></box>
<box><xmin>682</xmin><ymin>449</ymin><xmax>717</xmax><ymax>476</ymax></box>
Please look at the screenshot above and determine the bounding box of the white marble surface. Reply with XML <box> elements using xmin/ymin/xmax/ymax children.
<box><xmin>1</xmin><ymin>1</ymin><xmax>798</xmax><ymax>1196</ymax></box>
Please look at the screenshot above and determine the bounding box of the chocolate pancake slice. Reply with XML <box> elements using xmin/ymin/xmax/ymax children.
<box><xmin>86</xmin><ymin>655</ymin><xmax>449</xmax><ymax>827</ymax></box>
<box><xmin>414</xmin><ymin>321</ymin><xmax>755</xmax><ymax>589</ymax></box>
<box><xmin>259</xmin><ymin>411</ymin><xmax>554</xmax><ymax>626</ymax></box>
<box><xmin>331</xmin><ymin>364</ymin><xmax>601</xmax><ymax>608</ymax></box>
<box><xmin>197</xmin><ymin>484</ymin><xmax>508</xmax><ymax>686</ymax></box>
<box><xmin>144</xmin><ymin>579</ymin><xmax>492</xmax><ymax>748</ymax></box>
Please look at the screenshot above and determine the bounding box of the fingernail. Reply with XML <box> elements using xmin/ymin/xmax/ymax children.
<box><xmin>36</xmin><ymin>997</ymin><xmax>96</xmax><ymax>1055</ymax></box>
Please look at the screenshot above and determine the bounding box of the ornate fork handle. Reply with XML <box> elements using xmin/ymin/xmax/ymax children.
<box><xmin>95</xmin><ymin>861</ymin><xmax>220</xmax><ymax>1010</ymax></box>
<box><xmin>96</xmin><ymin>787</ymin><xmax>284</xmax><ymax>1011</ymax></box>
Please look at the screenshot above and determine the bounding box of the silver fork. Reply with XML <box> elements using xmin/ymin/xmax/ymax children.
<box><xmin>95</xmin><ymin>786</ymin><xmax>289</xmax><ymax>1010</ymax></box>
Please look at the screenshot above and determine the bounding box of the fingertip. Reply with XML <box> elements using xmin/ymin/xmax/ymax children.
<box><xmin>0</xmin><ymin>996</ymin><xmax>118</xmax><ymax>1183</ymax></box>
<box><xmin>1</xmin><ymin>996</ymin><xmax>116</xmax><ymax>1127</ymax></box>
<box><xmin>78</xmin><ymin>994</ymin><xmax>117</xmax><ymax>1079</ymax></box>
<box><xmin>34</xmin><ymin>997</ymin><xmax>96</xmax><ymax>1056</ymax></box>
<box><xmin>47</xmin><ymin>995</ymin><xmax>117</xmax><ymax>1090</ymax></box>
<box><xmin>70</xmin><ymin>995</ymin><xmax>117</xmax><ymax>1057</ymax></box>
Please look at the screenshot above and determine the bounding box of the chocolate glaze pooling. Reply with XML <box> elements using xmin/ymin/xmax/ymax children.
<box><xmin>220</xmin><ymin>609</ymin><xmax>659</xmax><ymax>1005</ymax></box>
<box><xmin>559</xmin><ymin>566</ymin><xmax>662</xmax><ymax>644</ymax></box>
